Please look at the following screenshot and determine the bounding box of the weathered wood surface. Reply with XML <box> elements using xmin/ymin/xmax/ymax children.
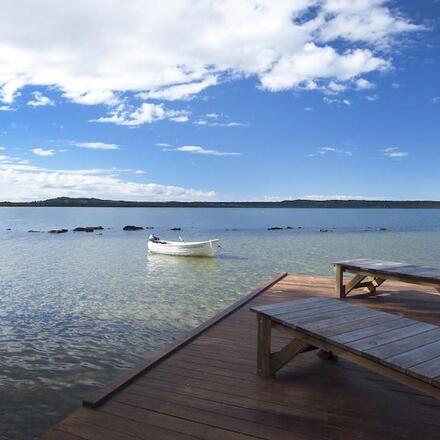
<box><xmin>42</xmin><ymin>274</ymin><xmax>440</xmax><ymax>440</ymax></box>
<box><xmin>334</xmin><ymin>258</ymin><xmax>440</xmax><ymax>297</ymax></box>
<box><xmin>252</xmin><ymin>297</ymin><xmax>440</xmax><ymax>397</ymax></box>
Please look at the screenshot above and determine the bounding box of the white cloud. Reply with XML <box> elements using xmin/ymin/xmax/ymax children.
<box><xmin>323</xmin><ymin>96</ymin><xmax>351</xmax><ymax>106</ymax></box>
<box><xmin>31</xmin><ymin>148</ymin><xmax>56</xmax><ymax>157</ymax></box>
<box><xmin>365</xmin><ymin>94</ymin><xmax>379</xmax><ymax>101</ymax></box>
<box><xmin>259</xmin><ymin>44</ymin><xmax>389</xmax><ymax>92</ymax></box>
<box><xmin>142</xmin><ymin>76</ymin><xmax>217</xmax><ymax>101</ymax></box>
<box><xmin>92</xmin><ymin>102</ymin><xmax>189</xmax><ymax>126</ymax></box>
<box><xmin>0</xmin><ymin>163</ymin><xmax>215</xmax><ymax>201</ymax></box>
<box><xmin>383</xmin><ymin>147</ymin><xmax>408</xmax><ymax>159</ymax></box>
<box><xmin>0</xmin><ymin>1</ymin><xmax>420</xmax><ymax>107</ymax></box>
<box><xmin>309</xmin><ymin>146</ymin><xmax>352</xmax><ymax>157</ymax></box>
<box><xmin>304</xmin><ymin>106</ymin><xmax>313</xmax><ymax>111</ymax></box>
<box><xmin>134</xmin><ymin>170</ymin><xmax>146</xmax><ymax>174</ymax></box>
<box><xmin>73</xmin><ymin>141</ymin><xmax>119</xmax><ymax>150</ymax></box>
<box><xmin>302</xmin><ymin>194</ymin><xmax>375</xmax><ymax>201</ymax></box>
<box><xmin>27</xmin><ymin>91</ymin><xmax>54</xmax><ymax>107</ymax></box>
<box><xmin>194</xmin><ymin>119</ymin><xmax>245</xmax><ymax>127</ymax></box>
<box><xmin>163</xmin><ymin>145</ymin><xmax>241</xmax><ymax>156</ymax></box>
<box><xmin>0</xmin><ymin>105</ymin><xmax>13</xmax><ymax>111</ymax></box>
<box><xmin>355</xmin><ymin>78</ymin><xmax>375</xmax><ymax>90</ymax></box>
<box><xmin>318</xmin><ymin>1</ymin><xmax>421</xmax><ymax>46</ymax></box>
<box><xmin>169</xmin><ymin>115</ymin><xmax>189</xmax><ymax>123</ymax></box>
<box><xmin>206</xmin><ymin>113</ymin><xmax>220</xmax><ymax>119</ymax></box>
<box><xmin>327</xmin><ymin>81</ymin><xmax>347</xmax><ymax>93</ymax></box>
<box><xmin>431</xmin><ymin>97</ymin><xmax>440</xmax><ymax>104</ymax></box>
<box><xmin>62</xmin><ymin>90</ymin><xmax>119</xmax><ymax>106</ymax></box>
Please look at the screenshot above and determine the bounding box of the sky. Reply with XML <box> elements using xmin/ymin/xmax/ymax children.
<box><xmin>0</xmin><ymin>0</ymin><xmax>439</xmax><ymax>202</ymax></box>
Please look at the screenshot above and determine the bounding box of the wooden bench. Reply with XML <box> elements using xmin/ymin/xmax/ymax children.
<box><xmin>251</xmin><ymin>297</ymin><xmax>440</xmax><ymax>399</ymax></box>
<box><xmin>333</xmin><ymin>258</ymin><xmax>440</xmax><ymax>298</ymax></box>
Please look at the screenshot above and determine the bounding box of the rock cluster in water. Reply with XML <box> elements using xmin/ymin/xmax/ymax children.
<box><xmin>74</xmin><ymin>226</ymin><xmax>104</xmax><ymax>232</ymax></box>
<box><xmin>18</xmin><ymin>224</ymin><xmax>389</xmax><ymax>234</ymax></box>
<box><xmin>123</xmin><ymin>225</ymin><xmax>144</xmax><ymax>231</ymax></box>
<box><xmin>267</xmin><ymin>226</ymin><xmax>300</xmax><ymax>230</ymax></box>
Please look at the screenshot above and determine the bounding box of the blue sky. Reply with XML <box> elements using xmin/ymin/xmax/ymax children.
<box><xmin>0</xmin><ymin>0</ymin><xmax>439</xmax><ymax>201</ymax></box>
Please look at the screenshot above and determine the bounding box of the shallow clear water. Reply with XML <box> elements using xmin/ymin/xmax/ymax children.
<box><xmin>1</xmin><ymin>207</ymin><xmax>440</xmax><ymax>439</ymax></box>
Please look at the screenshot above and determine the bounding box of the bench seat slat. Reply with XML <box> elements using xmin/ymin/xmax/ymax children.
<box><xmin>253</xmin><ymin>297</ymin><xmax>326</xmax><ymax>314</ymax></box>
<box><xmin>385</xmin><ymin>340</ymin><xmax>440</xmax><ymax>369</ymax></box>
<box><xmin>365</xmin><ymin>327</ymin><xmax>440</xmax><ymax>359</ymax></box>
<box><xmin>301</xmin><ymin>307</ymin><xmax>379</xmax><ymax>332</ymax></box>
<box><xmin>332</xmin><ymin>318</ymin><xmax>416</xmax><ymax>344</ymax></box>
<box><xmin>273</xmin><ymin>302</ymin><xmax>351</xmax><ymax>321</ymax></box>
<box><xmin>410</xmin><ymin>356</ymin><xmax>440</xmax><ymax>381</ymax></box>
<box><xmin>347</xmin><ymin>322</ymin><xmax>436</xmax><ymax>352</ymax></box>
<box><xmin>320</xmin><ymin>314</ymin><xmax>397</xmax><ymax>337</ymax></box>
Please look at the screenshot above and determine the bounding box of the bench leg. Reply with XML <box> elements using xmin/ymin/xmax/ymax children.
<box><xmin>257</xmin><ymin>315</ymin><xmax>272</xmax><ymax>377</ymax></box>
<box><xmin>257</xmin><ymin>316</ymin><xmax>314</xmax><ymax>376</ymax></box>
<box><xmin>335</xmin><ymin>265</ymin><xmax>345</xmax><ymax>298</ymax></box>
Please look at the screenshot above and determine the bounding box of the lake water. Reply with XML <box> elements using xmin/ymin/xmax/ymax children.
<box><xmin>1</xmin><ymin>207</ymin><xmax>440</xmax><ymax>439</ymax></box>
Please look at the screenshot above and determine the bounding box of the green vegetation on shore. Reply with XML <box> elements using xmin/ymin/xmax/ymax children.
<box><xmin>1</xmin><ymin>196</ymin><xmax>440</xmax><ymax>209</ymax></box>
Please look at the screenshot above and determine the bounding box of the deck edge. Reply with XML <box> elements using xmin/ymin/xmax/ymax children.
<box><xmin>82</xmin><ymin>271</ymin><xmax>288</xmax><ymax>408</ymax></box>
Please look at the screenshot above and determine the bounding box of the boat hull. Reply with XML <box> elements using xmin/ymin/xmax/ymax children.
<box><xmin>148</xmin><ymin>239</ymin><xmax>220</xmax><ymax>257</ymax></box>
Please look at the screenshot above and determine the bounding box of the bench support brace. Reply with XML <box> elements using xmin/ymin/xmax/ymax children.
<box><xmin>257</xmin><ymin>316</ymin><xmax>324</xmax><ymax>376</ymax></box>
<box><xmin>335</xmin><ymin>264</ymin><xmax>386</xmax><ymax>298</ymax></box>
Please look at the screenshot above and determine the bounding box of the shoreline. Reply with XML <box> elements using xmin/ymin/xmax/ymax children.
<box><xmin>2</xmin><ymin>197</ymin><xmax>440</xmax><ymax>209</ymax></box>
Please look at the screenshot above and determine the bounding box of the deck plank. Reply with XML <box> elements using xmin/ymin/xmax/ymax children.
<box><xmin>43</xmin><ymin>274</ymin><xmax>440</xmax><ymax>440</ymax></box>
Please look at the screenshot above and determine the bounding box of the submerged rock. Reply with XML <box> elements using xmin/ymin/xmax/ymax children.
<box><xmin>28</xmin><ymin>230</ymin><xmax>41</xmax><ymax>233</ymax></box>
<box><xmin>285</xmin><ymin>226</ymin><xmax>293</xmax><ymax>230</ymax></box>
<box><xmin>268</xmin><ymin>226</ymin><xmax>283</xmax><ymax>230</ymax></box>
<box><xmin>319</xmin><ymin>228</ymin><xmax>330</xmax><ymax>232</ymax></box>
<box><xmin>145</xmin><ymin>226</ymin><xmax>154</xmax><ymax>230</ymax></box>
<box><xmin>123</xmin><ymin>225</ymin><xmax>144</xmax><ymax>231</ymax></box>
<box><xmin>48</xmin><ymin>229</ymin><xmax>68</xmax><ymax>234</ymax></box>
<box><xmin>170</xmin><ymin>227</ymin><xmax>181</xmax><ymax>231</ymax></box>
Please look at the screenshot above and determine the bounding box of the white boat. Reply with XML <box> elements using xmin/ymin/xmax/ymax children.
<box><xmin>148</xmin><ymin>235</ymin><xmax>220</xmax><ymax>257</ymax></box>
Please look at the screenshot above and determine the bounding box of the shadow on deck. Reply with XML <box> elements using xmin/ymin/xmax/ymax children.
<box><xmin>43</xmin><ymin>274</ymin><xmax>440</xmax><ymax>440</ymax></box>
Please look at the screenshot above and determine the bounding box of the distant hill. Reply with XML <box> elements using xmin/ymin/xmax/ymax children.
<box><xmin>1</xmin><ymin>196</ymin><xmax>440</xmax><ymax>208</ymax></box>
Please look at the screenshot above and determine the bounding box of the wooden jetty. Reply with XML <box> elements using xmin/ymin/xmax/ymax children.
<box><xmin>43</xmin><ymin>273</ymin><xmax>440</xmax><ymax>440</ymax></box>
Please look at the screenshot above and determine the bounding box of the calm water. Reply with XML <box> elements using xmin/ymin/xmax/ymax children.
<box><xmin>1</xmin><ymin>207</ymin><xmax>440</xmax><ymax>439</ymax></box>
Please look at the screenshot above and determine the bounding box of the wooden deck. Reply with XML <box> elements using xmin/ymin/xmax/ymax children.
<box><xmin>43</xmin><ymin>274</ymin><xmax>440</xmax><ymax>440</ymax></box>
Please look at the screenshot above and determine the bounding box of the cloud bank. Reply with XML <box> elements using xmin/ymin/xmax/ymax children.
<box><xmin>0</xmin><ymin>157</ymin><xmax>215</xmax><ymax>202</ymax></box>
<box><xmin>0</xmin><ymin>0</ymin><xmax>420</xmax><ymax>108</ymax></box>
